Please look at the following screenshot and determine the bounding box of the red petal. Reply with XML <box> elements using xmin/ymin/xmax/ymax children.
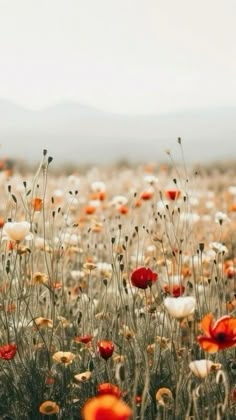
<box><xmin>212</xmin><ymin>316</ymin><xmax>236</xmax><ymax>338</ymax></box>
<box><xmin>197</xmin><ymin>336</ymin><xmax>219</xmax><ymax>353</ymax></box>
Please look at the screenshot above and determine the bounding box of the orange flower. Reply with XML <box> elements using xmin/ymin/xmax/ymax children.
<box><xmin>82</xmin><ymin>395</ymin><xmax>132</xmax><ymax>420</ymax></box>
<box><xmin>84</xmin><ymin>205</ymin><xmax>96</xmax><ymax>215</ymax></box>
<box><xmin>198</xmin><ymin>313</ymin><xmax>236</xmax><ymax>353</ymax></box>
<box><xmin>0</xmin><ymin>217</ymin><xmax>5</xmax><ymax>228</ymax></box>
<box><xmin>97</xmin><ymin>382</ymin><xmax>122</xmax><ymax>398</ymax></box>
<box><xmin>32</xmin><ymin>197</ymin><xmax>43</xmax><ymax>211</ymax></box>
<box><xmin>34</xmin><ymin>317</ymin><xmax>53</xmax><ymax>329</ymax></box>
<box><xmin>140</xmin><ymin>190</ymin><xmax>153</xmax><ymax>200</ymax></box>
<box><xmin>118</xmin><ymin>205</ymin><xmax>129</xmax><ymax>215</ymax></box>
<box><xmin>39</xmin><ymin>400</ymin><xmax>59</xmax><ymax>415</ymax></box>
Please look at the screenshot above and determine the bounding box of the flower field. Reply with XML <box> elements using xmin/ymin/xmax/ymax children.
<box><xmin>0</xmin><ymin>146</ymin><xmax>236</xmax><ymax>419</ymax></box>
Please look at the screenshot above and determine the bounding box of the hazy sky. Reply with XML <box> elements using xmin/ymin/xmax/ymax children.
<box><xmin>0</xmin><ymin>0</ymin><xmax>235</xmax><ymax>114</ymax></box>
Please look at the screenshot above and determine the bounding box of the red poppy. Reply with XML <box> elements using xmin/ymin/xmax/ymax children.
<box><xmin>140</xmin><ymin>191</ymin><xmax>153</xmax><ymax>200</ymax></box>
<box><xmin>0</xmin><ymin>343</ymin><xmax>17</xmax><ymax>360</ymax></box>
<box><xmin>118</xmin><ymin>205</ymin><xmax>129</xmax><ymax>215</ymax></box>
<box><xmin>97</xmin><ymin>340</ymin><xmax>114</xmax><ymax>360</ymax></box>
<box><xmin>163</xmin><ymin>284</ymin><xmax>185</xmax><ymax>297</ymax></box>
<box><xmin>97</xmin><ymin>382</ymin><xmax>122</xmax><ymax>398</ymax></box>
<box><xmin>165</xmin><ymin>190</ymin><xmax>181</xmax><ymax>200</ymax></box>
<box><xmin>198</xmin><ymin>313</ymin><xmax>236</xmax><ymax>353</ymax></box>
<box><xmin>131</xmin><ymin>267</ymin><xmax>158</xmax><ymax>289</ymax></box>
<box><xmin>74</xmin><ymin>334</ymin><xmax>93</xmax><ymax>345</ymax></box>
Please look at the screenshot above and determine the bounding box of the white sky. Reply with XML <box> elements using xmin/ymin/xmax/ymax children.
<box><xmin>0</xmin><ymin>0</ymin><xmax>235</xmax><ymax>114</ymax></box>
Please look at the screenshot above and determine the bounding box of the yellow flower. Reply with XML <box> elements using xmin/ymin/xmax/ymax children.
<box><xmin>31</xmin><ymin>272</ymin><xmax>48</xmax><ymax>285</ymax></box>
<box><xmin>52</xmin><ymin>351</ymin><xmax>76</xmax><ymax>366</ymax></box>
<box><xmin>39</xmin><ymin>400</ymin><xmax>59</xmax><ymax>415</ymax></box>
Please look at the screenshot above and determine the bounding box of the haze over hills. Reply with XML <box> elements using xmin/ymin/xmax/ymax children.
<box><xmin>0</xmin><ymin>99</ymin><xmax>235</xmax><ymax>167</ymax></box>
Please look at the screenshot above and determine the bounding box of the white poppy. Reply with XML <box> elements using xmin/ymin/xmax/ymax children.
<box><xmin>164</xmin><ymin>296</ymin><xmax>196</xmax><ymax>318</ymax></box>
<box><xmin>3</xmin><ymin>221</ymin><xmax>33</xmax><ymax>242</ymax></box>
<box><xmin>189</xmin><ymin>359</ymin><xmax>221</xmax><ymax>378</ymax></box>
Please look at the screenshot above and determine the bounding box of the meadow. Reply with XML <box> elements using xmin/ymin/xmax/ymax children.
<box><xmin>0</xmin><ymin>143</ymin><xmax>235</xmax><ymax>419</ymax></box>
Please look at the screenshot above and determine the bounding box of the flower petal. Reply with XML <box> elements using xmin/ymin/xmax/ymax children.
<box><xmin>197</xmin><ymin>336</ymin><xmax>219</xmax><ymax>353</ymax></box>
<box><xmin>212</xmin><ymin>316</ymin><xmax>236</xmax><ymax>337</ymax></box>
<box><xmin>199</xmin><ymin>313</ymin><xmax>213</xmax><ymax>336</ymax></box>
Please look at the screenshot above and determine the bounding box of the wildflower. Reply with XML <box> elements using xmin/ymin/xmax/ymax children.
<box><xmin>144</xmin><ymin>175</ymin><xmax>158</xmax><ymax>185</ymax></box>
<box><xmin>156</xmin><ymin>336</ymin><xmax>170</xmax><ymax>349</ymax></box>
<box><xmin>135</xmin><ymin>395</ymin><xmax>142</xmax><ymax>406</ymax></box>
<box><xmin>83</xmin><ymin>262</ymin><xmax>97</xmax><ymax>271</ymax></box>
<box><xmin>131</xmin><ymin>266</ymin><xmax>158</xmax><ymax>289</ymax></box>
<box><xmin>118</xmin><ymin>205</ymin><xmax>129</xmax><ymax>215</ymax></box>
<box><xmin>189</xmin><ymin>359</ymin><xmax>222</xmax><ymax>378</ymax></box>
<box><xmin>70</xmin><ymin>270</ymin><xmax>85</xmax><ymax>281</ymax></box>
<box><xmin>209</xmin><ymin>241</ymin><xmax>228</xmax><ymax>254</ymax></box>
<box><xmin>39</xmin><ymin>401</ymin><xmax>60</xmax><ymax>415</ymax></box>
<box><xmin>162</xmin><ymin>275</ymin><xmax>185</xmax><ymax>297</ymax></box>
<box><xmin>31</xmin><ymin>197</ymin><xmax>43</xmax><ymax>212</ymax></box>
<box><xmin>52</xmin><ymin>351</ymin><xmax>76</xmax><ymax>366</ymax></box>
<box><xmin>97</xmin><ymin>340</ymin><xmax>114</xmax><ymax>360</ymax></box>
<box><xmin>163</xmin><ymin>284</ymin><xmax>185</xmax><ymax>297</ymax></box>
<box><xmin>34</xmin><ymin>317</ymin><xmax>53</xmax><ymax>329</ymax></box>
<box><xmin>140</xmin><ymin>189</ymin><xmax>154</xmax><ymax>200</ymax></box>
<box><xmin>164</xmin><ymin>296</ymin><xmax>196</xmax><ymax>318</ymax></box>
<box><xmin>111</xmin><ymin>195</ymin><xmax>128</xmax><ymax>207</ymax></box>
<box><xmin>45</xmin><ymin>375</ymin><xmax>55</xmax><ymax>386</ymax></box>
<box><xmin>31</xmin><ymin>272</ymin><xmax>48</xmax><ymax>285</ymax></box>
<box><xmin>3</xmin><ymin>221</ymin><xmax>33</xmax><ymax>242</ymax></box>
<box><xmin>91</xmin><ymin>181</ymin><xmax>106</xmax><ymax>193</ymax></box>
<box><xmin>197</xmin><ymin>313</ymin><xmax>236</xmax><ymax>353</ymax></box>
<box><xmin>96</xmin><ymin>262</ymin><xmax>113</xmax><ymax>278</ymax></box>
<box><xmin>0</xmin><ymin>216</ymin><xmax>5</xmax><ymax>228</ymax></box>
<box><xmin>165</xmin><ymin>189</ymin><xmax>181</xmax><ymax>200</ymax></box>
<box><xmin>74</xmin><ymin>334</ymin><xmax>93</xmax><ymax>345</ymax></box>
<box><xmin>156</xmin><ymin>387</ymin><xmax>173</xmax><ymax>406</ymax></box>
<box><xmin>0</xmin><ymin>343</ymin><xmax>17</xmax><ymax>360</ymax></box>
<box><xmin>90</xmin><ymin>181</ymin><xmax>106</xmax><ymax>200</ymax></box>
<box><xmin>119</xmin><ymin>325</ymin><xmax>135</xmax><ymax>340</ymax></box>
<box><xmin>84</xmin><ymin>205</ymin><xmax>96</xmax><ymax>215</ymax></box>
<box><xmin>97</xmin><ymin>382</ymin><xmax>122</xmax><ymax>398</ymax></box>
<box><xmin>82</xmin><ymin>395</ymin><xmax>132</xmax><ymax>420</ymax></box>
<box><xmin>74</xmin><ymin>371</ymin><xmax>92</xmax><ymax>382</ymax></box>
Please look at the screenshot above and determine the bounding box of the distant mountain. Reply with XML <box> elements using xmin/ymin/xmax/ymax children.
<box><xmin>0</xmin><ymin>99</ymin><xmax>235</xmax><ymax>166</ymax></box>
